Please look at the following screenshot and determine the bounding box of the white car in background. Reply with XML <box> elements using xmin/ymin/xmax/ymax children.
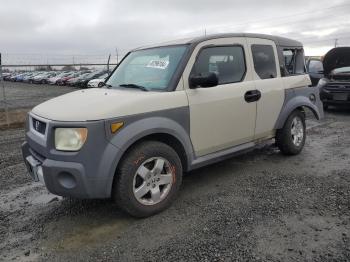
<box><xmin>87</xmin><ymin>73</ymin><xmax>109</xmax><ymax>88</ymax></box>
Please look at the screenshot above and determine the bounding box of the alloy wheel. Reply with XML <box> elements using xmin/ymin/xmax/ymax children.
<box><xmin>291</xmin><ymin>116</ymin><xmax>304</xmax><ymax>146</ymax></box>
<box><xmin>133</xmin><ymin>157</ymin><xmax>174</xmax><ymax>206</ymax></box>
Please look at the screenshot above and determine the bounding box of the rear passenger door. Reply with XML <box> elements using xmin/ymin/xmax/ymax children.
<box><xmin>246</xmin><ymin>38</ymin><xmax>285</xmax><ymax>139</ymax></box>
<box><xmin>183</xmin><ymin>38</ymin><xmax>257</xmax><ymax>157</ymax></box>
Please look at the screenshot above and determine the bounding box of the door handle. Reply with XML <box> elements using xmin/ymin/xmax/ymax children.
<box><xmin>244</xmin><ymin>90</ymin><xmax>261</xmax><ymax>103</ymax></box>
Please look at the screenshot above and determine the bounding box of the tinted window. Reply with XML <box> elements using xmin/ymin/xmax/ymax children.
<box><xmin>283</xmin><ymin>49</ymin><xmax>306</xmax><ymax>75</ymax></box>
<box><xmin>308</xmin><ymin>60</ymin><xmax>323</xmax><ymax>73</ymax></box>
<box><xmin>191</xmin><ymin>46</ymin><xmax>246</xmax><ymax>85</ymax></box>
<box><xmin>251</xmin><ymin>45</ymin><xmax>277</xmax><ymax>79</ymax></box>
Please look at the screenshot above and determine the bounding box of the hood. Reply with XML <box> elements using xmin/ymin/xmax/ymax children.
<box><xmin>31</xmin><ymin>88</ymin><xmax>187</xmax><ymax>121</ymax></box>
<box><xmin>323</xmin><ymin>47</ymin><xmax>350</xmax><ymax>76</ymax></box>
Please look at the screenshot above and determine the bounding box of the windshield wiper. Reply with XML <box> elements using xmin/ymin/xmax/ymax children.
<box><xmin>105</xmin><ymin>83</ymin><xmax>112</xmax><ymax>89</ymax></box>
<box><xmin>119</xmin><ymin>84</ymin><xmax>149</xmax><ymax>91</ymax></box>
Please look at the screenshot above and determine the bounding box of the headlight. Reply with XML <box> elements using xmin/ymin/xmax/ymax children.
<box><xmin>317</xmin><ymin>78</ymin><xmax>328</xmax><ymax>87</ymax></box>
<box><xmin>55</xmin><ymin>128</ymin><xmax>88</xmax><ymax>151</ymax></box>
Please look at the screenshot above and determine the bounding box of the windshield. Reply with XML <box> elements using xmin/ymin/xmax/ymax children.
<box><xmin>106</xmin><ymin>45</ymin><xmax>188</xmax><ymax>91</ymax></box>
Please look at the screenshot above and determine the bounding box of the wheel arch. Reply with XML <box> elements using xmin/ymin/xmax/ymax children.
<box><xmin>275</xmin><ymin>88</ymin><xmax>324</xmax><ymax>130</ymax></box>
<box><xmin>107</xmin><ymin>116</ymin><xmax>194</xmax><ymax>197</ymax></box>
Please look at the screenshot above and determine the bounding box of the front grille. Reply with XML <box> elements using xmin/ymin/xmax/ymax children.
<box><xmin>332</xmin><ymin>75</ymin><xmax>350</xmax><ymax>81</ymax></box>
<box><xmin>325</xmin><ymin>82</ymin><xmax>350</xmax><ymax>92</ymax></box>
<box><xmin>32</xmin><ymin>118</ymin><xmax>47</xmax><ymax>135</ymax></box>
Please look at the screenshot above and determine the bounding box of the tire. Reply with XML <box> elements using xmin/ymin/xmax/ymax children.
<box><xmin>113</xmin><ymin>141</ymin><xmax>183</xmax><ymax>217</ymax></box>
<box><xmin>276</xmin><ymin>110</ymin><xmax>306</xmax><ymax>155</ymax></box>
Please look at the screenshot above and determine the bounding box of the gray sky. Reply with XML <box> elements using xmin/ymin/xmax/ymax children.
<box><xmin>0</xmin><ymin>0</ymin><xmax>349</xmax><ymax>63</ymax></box>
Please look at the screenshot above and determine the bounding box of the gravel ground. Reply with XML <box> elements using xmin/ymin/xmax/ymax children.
<box><xmin>0</xmin><ymin>84</ymin><xmax>349</xmax><ymax>261</ymax></box>
<box><xmin>0</xmin><ymin>81</ymin><xmax>76</xmax><ymax>110</ymax></box>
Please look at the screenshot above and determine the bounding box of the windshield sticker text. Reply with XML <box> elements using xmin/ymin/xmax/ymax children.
<box><xmin>146</xmin><ymin>60</ymin><xmax>169</xmax><ymax>70</ymax></box>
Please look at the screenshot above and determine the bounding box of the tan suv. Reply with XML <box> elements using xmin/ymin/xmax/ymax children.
<box><xmin>22</xmin><ymin>33</ymin><xmax>324</xmax><ymax>217</ymax></box>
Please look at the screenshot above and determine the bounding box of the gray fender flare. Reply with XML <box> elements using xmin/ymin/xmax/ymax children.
<box><xmin>275</xmin><ymin>86</ymin><xmax>324</xmax><ymax>129</ymax></box>
<box><xmin>105</xmin><ymin>116</ymin><xmax>194</xmax><ymax>195</ymax></box>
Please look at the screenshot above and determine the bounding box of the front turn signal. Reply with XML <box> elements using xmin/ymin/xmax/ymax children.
<box><xmin>111</xmin><ymin>122</ymin><xmax>124</xmax><ymax>133</ymax></box>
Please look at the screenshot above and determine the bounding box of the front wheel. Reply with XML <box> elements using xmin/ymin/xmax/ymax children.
<box><xmin>276</xmin><ymin>110</ymin><xmax>306</xmax><ymax>155</ymax></box>
<box><xmin>113</xmin><ymin>141</ymin><xmax>182</xmax><ymax>217</ymax></box>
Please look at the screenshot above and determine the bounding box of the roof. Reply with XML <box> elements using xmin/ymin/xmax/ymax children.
<box><xmin>134</xmin><ymin>33</ymin><xmax>303</xmax><ymax>51</ymax></box>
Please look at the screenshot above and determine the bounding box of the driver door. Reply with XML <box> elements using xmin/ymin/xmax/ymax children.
<box><xmin>183</xmin><ymin>38</ymin><xmax>257</xmax><ymax>156</ymax></box>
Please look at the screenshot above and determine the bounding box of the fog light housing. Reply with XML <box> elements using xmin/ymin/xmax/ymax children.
<box><xmin>309</xmin><ymin>94</ymin><xmax>316</xmax><ymax>103</ymax></box>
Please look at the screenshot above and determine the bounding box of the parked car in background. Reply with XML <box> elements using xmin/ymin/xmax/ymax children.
<box><xmin>9</xmin><ymin>73</ymin><xmax>18</xmax><ymax>82</ymax></box>
<box><xmin>306</xmin><ymin>58</ymin><xmax>324</xmax><ymax>86</ymax></box>
<box><xmin>11</xmin><ymin>72</ymin><xmax>27</xmax><ymax>82</ymax></box>
<box><xmin>47</xmin><ymin>72</ymin><xmax>71</xmax><ymax>85</ymax></box>
<box><xmin>1</xmin><ymin>72</ymin><xmax>11</xmax><ymax>80</ymax></box>
<box><xmin>75</xmin><ymin>70</ymin><xmax>107</xmax><ymax>88</ymax></box>
<box><xmin>56</xmin><ymin>71</ymin><xmax>88</xmax><ymax>86</ymax></box>
<box><xmin>9</xmin><ymin>73</ymin><xmax>22</xmax><ymax>82</ymax></box>
<box><xmin>66</xmin><ymin>72</ymin><xmax>92</xmax><ymax>86</ymax></box>
<box><xmin>87</xmin><ymin>73</ymin><xmax>109</xmax><ymax>88</ymax></box>
<box><xmin>318</xmin><ymin>47</ymin><xmax>350</xmax><ymax>109</ymax></box>
<box><xmin>23</xmin><ymin>72</ymin><xmax>45</xmax><ymax>83</ymax></box>
<box><xmin>3</xmin><ymin>73</ymin><xmax>13</xmax><ymax>81</ymax></box>
<box><xmin>33</xmin><ymin>72</ymin><xmax>58</xmax><ymax>84</ymax></box>
<box><xmin>16</xmin><ymin>72</ymin><xmax>34</xmax><ymax>82</ymax></box>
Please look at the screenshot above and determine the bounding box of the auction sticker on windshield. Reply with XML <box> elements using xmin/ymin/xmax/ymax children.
<box><xmin>147</xmin><ymin>60</ymin><xmax>169</xmax><ymax>69</ymax></box>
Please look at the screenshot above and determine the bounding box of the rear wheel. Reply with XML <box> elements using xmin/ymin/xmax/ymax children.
<box><xmin>113</xmin><ymin>141</ymin><xmax>182</xmax><ymax>217</ymax></box>
<box><xmin>276</xmin><ymin>110</ymin><xmax>306</xmax><ymax>155</ymax></box>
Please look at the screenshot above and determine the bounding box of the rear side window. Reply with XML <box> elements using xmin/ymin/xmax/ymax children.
<box><xmin>283</xmin><ymin>49</ymin><xmax>306</xmax><ymax>75</ymax></box>
<box><xmin>251</xmin><ymin>45</ymin><xmax>277</xmax><ymax>79</ymax></box>
<box><xmin>191</xmin><ymin>46</ymin><xmax>246</xmax><ymax>85</ymax></box>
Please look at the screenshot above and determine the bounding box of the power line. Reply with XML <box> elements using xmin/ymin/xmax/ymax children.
<box><xmin>203</xmin><ymin>2</ymin><xmax>350</xmax><ymax>33</ymax></box>
<box><xmin>302</xmin><ymin>36</ymin><xmax>350</xmax><ymax>44</ymax></box>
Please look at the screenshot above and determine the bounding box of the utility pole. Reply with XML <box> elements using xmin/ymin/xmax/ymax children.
<box><xmin>204</xmin><ymin>28</ymin><xmax>207</xmax><ymax>36</ymax></box>
<box><xmin>0</xmin><ymin>53</ymin><xmax>9</xmax><ymax>127</ymax></box>
<box><xmin>115</xmin><ymin>48</ymin><xmax>119</xmax><ymax>65</ymax></box>
<box><xmin>107</xmin><ymin>54</ymin><xmax>111</xmax><ymax>72</ymax></box>
<box><xmin>334</xmin><ymin>38</ymin><xmax>338</xmax><ymax>48</ymax></box>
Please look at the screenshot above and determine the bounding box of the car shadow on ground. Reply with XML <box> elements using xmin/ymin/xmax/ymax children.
<box><xmin>42</xmin><ymin>140</ymin><xmax>283</xmax><ymax>221</ymax></box>
<box><xmin>324</xmin><ymin>105</ymin><xmax>350</xmax><ymax>116</ymax></box>
<box><xmin>35</xmin><ymin>142</ymin><xmax>280</xmax><ymax>248</ymax></box>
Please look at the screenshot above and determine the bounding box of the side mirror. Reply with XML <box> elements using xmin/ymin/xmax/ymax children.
<box><xmin>189</xmin><ymin>72</ymin><xmax>218</xmax><ymax>89</ymax></box>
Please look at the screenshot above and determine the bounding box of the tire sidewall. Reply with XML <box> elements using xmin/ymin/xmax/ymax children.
<box><xmin>115</xmin><ymin>141</ymin><xmax>182</xmax><ymax>217</ymax></box>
